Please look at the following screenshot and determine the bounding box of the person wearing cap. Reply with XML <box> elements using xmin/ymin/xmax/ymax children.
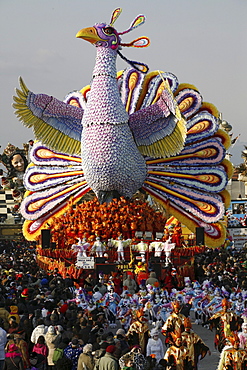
<box><xmin>146</xmin><ymin>329</ymin><xmax>164</xmax><ymax>364</ymax></box>
<box><xmin>8</xmin><ymin>306</ymin><xmax>20</xmax><ymax>325</ymax></box>
<box><xmin>64</xmin><ymin>339</ymin><xmax>83</xmax><ymax>370</ymax></box>
<box><xmin>97</xmin><ymin>345</ymin><xmax>118</xmax><ymax>370</ymax></box>
<box><xmin>77</xmin><ymin>343</ymin><xmax>94</xmax><ymax>370</ymax></box>
<box><xmin>115</xmin><ymin>329</ymin><xmax>129</xmax><ymax>355</ymax></box>
<box><xmin>45</xmin><ymin>325</ymin><xmax>60</xmax><ymax>369</ymax></box>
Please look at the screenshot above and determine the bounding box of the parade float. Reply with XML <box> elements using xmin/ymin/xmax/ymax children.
<box><xmin>12</xmin><ymin>8</ymin><xmax>232</xmax><ymax>278</ymax></box>
<box><xmin>0</xmin><ymin>143</ymin><xmax>31</xmax><ymax>239</ymax></box>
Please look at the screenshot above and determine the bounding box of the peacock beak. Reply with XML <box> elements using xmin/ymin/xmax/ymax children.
<box><xmin>76</xmin><ymin>27</ymin><xmax>104</xmax><ymax>44</ymax></box>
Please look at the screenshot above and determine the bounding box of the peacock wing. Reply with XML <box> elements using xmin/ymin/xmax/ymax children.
<box><xmin>128</xmin><ymin>71</ymin><xmax>187</xmax><ymax>158</ymax></box>
<box><xmin>20</xmin><ymin>142</ymin><xmax>91</xmax><ymax>241</ymax></box>
<box><xmin>13</xmin><ymin>77</ymin><xmax>83</xmax><ymax>155</ymax></box>
<box><xmin>142</xmin><ymin>80</ymin><xmax>232</xmax><ymax>247</ymax></box>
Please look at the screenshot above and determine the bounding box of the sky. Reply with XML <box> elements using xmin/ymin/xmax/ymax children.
<box><xmin>1</xmin><ymin>0</ymin><xmax>246</xmax><ymax>165</ymax></box>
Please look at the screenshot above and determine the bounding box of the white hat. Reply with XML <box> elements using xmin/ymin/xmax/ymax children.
<box><xmin>83</xmin><ymin>344</ymin><xmax>93</xmax><ymax>353</ymax></box>
<box><xmin>150</xmin><ymin>328</ymin><xmax>159</xmax><ymax>337</ymax></box>
<box><xmin>116</xmin><ymin>328</ymin><xmax>126</xmax><ymax>336</ymax></box>
<box><xmin>47</xmin><ymin>325</ymin><xmax>55</xmax><ymax>334</ymax></box>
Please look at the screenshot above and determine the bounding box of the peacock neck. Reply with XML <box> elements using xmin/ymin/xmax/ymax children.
<box><xmin>92</xmin><ymin>47</ymin><xmax>117</xmax><ymax>79</ymax></box>
<box><xmin>82</xmin><ymin>47</ymin><xmax>129</xmax><ymax>126</ymax></box>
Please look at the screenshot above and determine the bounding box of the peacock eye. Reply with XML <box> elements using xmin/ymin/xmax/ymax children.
<box><xmin>103</xmin><ymin>27</ymin><xmax>114</xmax><ymax>35</ymax></box>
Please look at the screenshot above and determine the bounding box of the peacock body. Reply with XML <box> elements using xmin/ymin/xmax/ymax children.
<box><xmin>13</xmin><ymin>8</ymin><xmax>232</xmax><ymax>247</ymax></box>
<box><xmin>81</xmin><ymin>46</ymin><xmax>146</xmax><ymax>202</ymax></box>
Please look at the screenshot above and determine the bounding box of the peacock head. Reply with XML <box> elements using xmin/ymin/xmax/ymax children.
<box><xmin>76</xmin><ymin>8</ymin><xmax>150</xmax><ymax>73</ymax></box>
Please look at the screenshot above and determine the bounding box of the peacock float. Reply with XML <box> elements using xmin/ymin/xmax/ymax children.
<box><xmin>13</xmin><ymin>8</ymin><xmax>232</xmax><ymax>248</ymax></box>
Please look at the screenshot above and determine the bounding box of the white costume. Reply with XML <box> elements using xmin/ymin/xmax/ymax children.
<box><xmin>149</xmin><ymin>240</ymin><xmax>163</xmax><ymax>258</ymax></box>
<box><xmin>162</xmin><ymin>237</ymin><xmax>175</xmax><ymax>265</ymax></box>
<box><xmin>92</xmin><ymin>237</ymin><xmax>105</xmax><ymax>257</ymax></box>
<box><xmin>238</xmin><ymin>322</ymin><xmax>247</xmax><ymax>349</ymax></box>
<box><xmin>135</xmin><ymin>240</ymin><xmax>149</xmax><ymax>262</ymax></box>
<box><xmin>72</xmin><ymin>237</ymin><xmax>90</xmax><ymax>258</ymax></box>
<box><xmin>110</xmin><ymin>236</ymin><xmax>132</xmax><ymax>262</ymax></box>
<box><xmin>146</xmin><ymin>329</ymin><xmax>165</xmax><ymax>363</ymax></box>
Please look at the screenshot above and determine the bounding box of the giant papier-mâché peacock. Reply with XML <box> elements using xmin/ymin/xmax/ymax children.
<box><xmin>13</xmin><ymin>8</ymin><xmax>232</xmax><ymax>247</ymax></box>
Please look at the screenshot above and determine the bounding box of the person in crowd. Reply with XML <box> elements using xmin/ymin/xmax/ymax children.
<box><xmin>163</xmin><ymin>330</ymin><xmax>191</xmax><ymax>370</ymax></box>
<box><xmin>45</xmin><ymin>326</ymin><xmax>59</xmax><ymax>370</ymax></box>
<box><xmin>115</xmin><ymin>329</ymin><xmax>129</xmax><ymax>355</ymax></box>
<box><xmin>181</xmin><ymin>317</ymin><xmax>210</xmax><ymax>370</ymax></box>
<box><xmin>161</xmin><ymin>301</ymin><xmax>186</xmax><ymax>346</ymax></box>
<box><xmin>31</xmin><ymin>319</ymin><xmax>48</xmax><ymax>345</ymax></box>
<box><xmin>33</xmin><ymin>335</ymin><xmax>49</xmax><ymax>358</ymax></box>
<box><xmin>29</xmin><ymin>352</ymin><xmax>47</xmax><ymax>370</ymax></box>
<box><xmin>216</xmin><ymin>332</ymin><xmax>247</xmax><ymax>370</ymax></box>
<box><xmin>6</xmin><ymin>330</ymin><xmax>30</xmax><ymax>369</ymax></box>
<box><xmin>208</xmin><ymin>298</ymin><xmax>242</xmax><ymax>352</ymax></box>
<box><xmin>0</xmin><ymin>303</ymin><xmax>10</xmax><ymax>332</ymax></box>
<box><xmin>52</xmin><ymin>338</ymin><xmax>70</xmax><ymax>369</ymax></box>
<box><xmin>238</xmin><ymin>322</ymin><xmax>247</xmax><ymax>349</ymax></box>
<box><xmin>145</xmin><ymin>272</ymin><xmax>159</xmax><ymax>287</ymax></box>
<box><xmin>122</xmin><ymin>274</ymin><xmax>137</xmax><ymax>296</ymax></box>
<box><xmin>0</xmin><ymin>319</ymin><xmax>7</xmax><ymax>370</ymax></box>
<box><xmin>146</xmin><ymin>329</ymin><xmax>164</xmax><ymax>364</ymax></box>
<box><xmin>77</xmin><ymin>343</ymin><xmax>94</xmax><ymax>370</ymax></box>
<box><xmin>64</xmin><ymin>339</ymin><xmax>83</xmax><ymax>370</ymax></box>
<box><xmin>3</xmin><ymin>344</ymin><xmax>24</xmax><ymax>370</ymax></box>
<box><xmin>97</xmin><ymin>345</ymin><xmax>119</xmax><ymax>370</ymax></box>
<box><xmin>126</xmin><ymin>309</ymin><xmax>149</xmax><ymax>355</ymax></box>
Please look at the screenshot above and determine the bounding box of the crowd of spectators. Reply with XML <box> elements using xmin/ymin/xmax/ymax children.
<box><xmin>0</xmin><ymin>238</ymin><xmax>246</xmax><ymax>370</ymax></box>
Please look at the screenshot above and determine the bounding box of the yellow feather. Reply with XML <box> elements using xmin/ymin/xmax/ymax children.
<box><xmin>19</xmin><ymin>77</ymin><xmax>29</xmax><ymax>95</ymax></box>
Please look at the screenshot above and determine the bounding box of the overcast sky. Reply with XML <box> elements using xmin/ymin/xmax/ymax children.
<box><xmin>1</xmin><ymin>0</ymin><xmax>246</xmax><ymax>165</ymax></box>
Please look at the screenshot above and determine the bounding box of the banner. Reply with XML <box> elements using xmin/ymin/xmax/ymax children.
<box><xmin>76</xmin><ymin>256</ymin><xmax>95</xmax><ymax>269</ymax></box>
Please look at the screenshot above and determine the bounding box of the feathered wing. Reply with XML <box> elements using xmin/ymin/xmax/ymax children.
<box><xmin>21</xmin><ymin>142</ymin><xmax>91</xmax><ymax>240</ymax></box>
<box><xmin>13</xmin><ymin>77</ymin><xmax>83</xmax><ymax>155</ymax></box>
<box><xmin>126</xmin><ymin>70</ymin><xmax>187</xmax><ymax>158</ymax></box>
<box><xmin>136</xmin><ymin>79</ymin><xmax>232</xmax><ymax>247</ymax></box>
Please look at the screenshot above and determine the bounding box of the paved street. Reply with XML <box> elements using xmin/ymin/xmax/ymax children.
<box><xmin>192</xmin><ymin>323</ymin><xmax>220</xmax><ymax>370</ymax></box>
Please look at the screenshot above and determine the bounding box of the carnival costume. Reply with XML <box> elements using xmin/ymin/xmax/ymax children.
<box><xmin>164</xmin><ymin>330</ymin><xmax>191</xmax><ymax>370</ymax></box>
<box><xmin>209</xmin><ymin>298</ymin><xmax>242</xmax><ymax>352</ymax></box>
<box><xmin>217</xmin><ymin>332</ymin><xmax>247</xmax><ymax>370</ymax></box>
<box><xmin>126</xmin><ymin>309</ymin><xmax>149</xmax><ymax>354</ymax></box>
<box><xmin>162</xmin><ymin>301</ymin><xmax>186</xmax><ymax>345</ymax></box>
<box><xmin>181</xmin><ymin>317</ymin><xmax>210</xmax><ymax>370</ymax></box>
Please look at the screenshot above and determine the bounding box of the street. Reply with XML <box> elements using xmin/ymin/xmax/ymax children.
<box><xmin>192</xmin><ymin>323</ymin><xmax>220</xmax><ymax>370</ymax></box>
